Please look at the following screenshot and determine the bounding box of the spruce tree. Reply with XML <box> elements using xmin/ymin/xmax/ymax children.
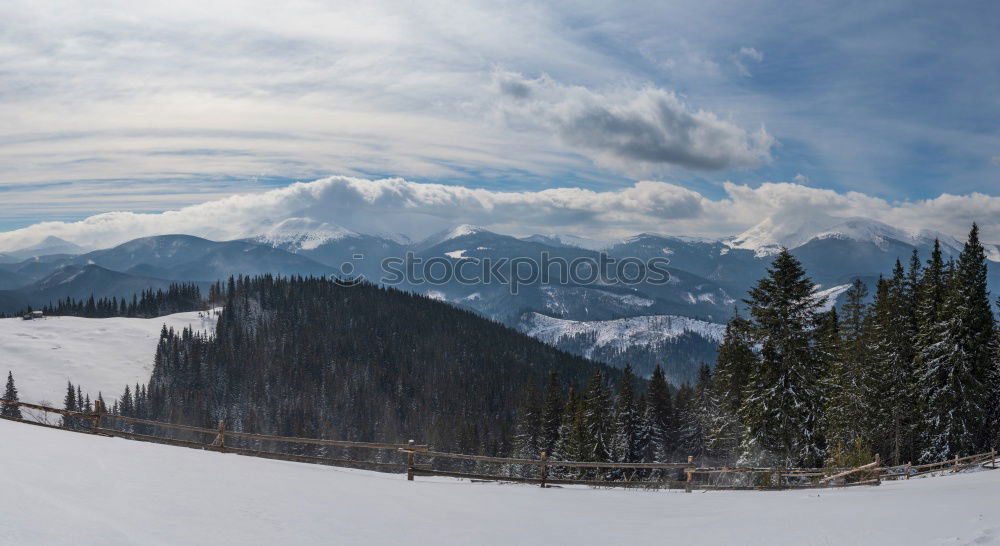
<box><xmin>119</xmin><ymin>384</ymin><xmax>134</xmax><ymax>417</ymax></box>
<box><xmin>920</xmin><ymin>226</ymin><xmax>995</xmax><ymax>460</ymax></box>
<box><xmin>865</xmin><ymin>276</ymin><xmax>898</xmax><ymax>461</ymax></box>
<box><xmin>645</xmin><ymin>365</ymin><xmax>674</xmax><ymax>461</ymax></box>
<box><xmin>635</xmin><ymin>393</ymin><xmax>655</xmax><ymax>468</ymax></box>
<box><xmin>1</xmin><ymin>371</ymin><xmax>22</xmax><ymax>419</ymax></box>
<box><xmin>710</xmin><ymin>310</ymin><xmax>756</xmax><ymax>462</ymax></box>
<box><xmin>992</xmin><ymin>299</ymin><xmax>1000</xmax><ymax>448</ymax></box>
<box><xmin>738</xmin><ymin>250</ymin><xmax>825</xmax><ymax>467</ymax></box>
<box><xmin>582</xmin><ymin>368</ymin><xmax>613</xmax><ymax>469</ymax></box>
<box><xmin>950</xmin><ymin>224</ymin><xmax>996</xmax><ymax>451</ymax></box>
<box><xmin>611</xmin><ymin>365</ymin><xmax>641</xmax><ymax>478</ymax></box>
<box><xmin>868</xmin><ymin>262</ymin><xmax>920</xmax><ymax>464</ymax></box>
<box><xmin>837</xmin><ymin>276</ymin><xmax>870</xmax><ymax>448</ymax></box>
<box><xmin>678</xmin><ymin>363</ymin><xmax>716</xmax><ymax>462</ymax></box>
<box><xmin>914</xmin><ymin>240</ymin><xmax>948</xmax><ymax>455</ymax></box>
<box><xmin>815</xmin><ymin>307</ymin><xmax>851</xmax><ymax>457</ymax></box>
<box><xmin>511</xmin><ymin>380</ymin><xmax>542</xmax><ymax>463</ymax></box>
<box><xmin>672</xmin><ymin>383</ymin><xmax>693</xmax><ymax>459</ymax></box>
<box><xmin>62</xmin><ymin>381</ymin><xmax>77</xmax><ymax>429</ymax></box>
<box><xmin>553</xmin><ymin>386</ymin><xmax>580</xmax><ymax>462</ymax></box>
<box><xmin>539</xmin><ymin>370</ymin><xmax>563</xmax><ymax>457</ymax></box>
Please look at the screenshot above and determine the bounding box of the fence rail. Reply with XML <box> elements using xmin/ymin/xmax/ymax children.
<box><xmin>1</xmin><ymin>398</ymin><xmax>995</xmax><ymax>492</ymax></box>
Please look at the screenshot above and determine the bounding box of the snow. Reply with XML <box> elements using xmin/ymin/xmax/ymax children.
<box><xmin>521</xmin><ymin>233</ymin><xmax>610</xmax><ymax>250</ymax></box>
<box><xmin>725</xmin><ymin>215</ymin><xmax>997</xmax><ymax>260</ymax></box>
<box><xmin>2</xmin><ymin>418</ymin><xmax>999</xmax><ymax>545</ymax></box>
<box><xmin>538</xmin><ymin>286</ymin><xmax>655</xmax><ymax>316</ymax></box>
<box><xmin>255</xmin><ymin>217</ymin><xmax>357</xmax><ymax>250</ymax></box>
<box><xmin>425</xmin><ymin>290</ymin><xmax>447</xmax><ymax>301</ymax></box>
<box><xmin>522</xmin><ymin>312</ymin><xmax>725</xmax><ymax>358</ymax></box>
<box><xmin>813</xmin><ymin>283</ymin><xmax>853</xmax><ymax>312</ymax></box>
<box><xmin>0</xmin><ymin>310</ymin><xmax>218</xmax><ymax>405</ymax></box>
<box><xmin>444</xmin><ymin>249</ymin><xmax>468</xmax><ymax>259</ymax></box>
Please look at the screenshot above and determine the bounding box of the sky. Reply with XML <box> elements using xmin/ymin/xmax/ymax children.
<box><xmin>0</xmin><ymin>0</ymin><xmax>998</xmax><ymax>248</ymax></box>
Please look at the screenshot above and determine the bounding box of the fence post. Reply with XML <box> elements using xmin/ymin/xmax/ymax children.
<box><xmin>905</xmin><ymin>462</ymin><xmax>911</xmax><ymax>480</ymax></box>
<box><xmin>214</xmin><ymin>419</ymin><xmax>226</xmax><ymax>452</ymax></box>
<box><xmin>953</xmin><ymin>454</ymin><xmax>959</xmax><ymax>473</ymax></box>
<box><xmin>874</xmin><ymin>453</ymin><xmax>881</xmax><ymax>485</ymax></box>
<box><xmin>775</xmin><ymin>470</ymin><xmax>782</xmax><ymax>490</ymax></box>
<box><xmin>539</xmin><ymin>452</ymin><xmax>548</xmax><ymax>488</ymax></box>
<box><xmin>407</xmin><ymin>440</ymin><xmax>415</xmax><ymax>481</ymax></box>
<box><xmin>685</xmin><ymin>455</ymin><xmax>694</xmax><ymax>493</ymax></box>
<box><xmin>90</xmin><ymin>399</ymin><xmax>103</xmax><ymax>434</ymax></box>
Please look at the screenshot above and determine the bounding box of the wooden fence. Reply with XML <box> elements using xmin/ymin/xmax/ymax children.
<box><xmin>1</xmin><ymin>398</ymin><xmax>995</xmax><ymax>492</ymax></box>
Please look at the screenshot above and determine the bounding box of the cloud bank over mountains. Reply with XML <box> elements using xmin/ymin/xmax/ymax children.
<box><xmin>0</xmin><ymin>176</ymin><xmax>996</xmax><ymax>252</ymax></box>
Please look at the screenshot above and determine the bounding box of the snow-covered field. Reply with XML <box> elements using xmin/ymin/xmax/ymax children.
<box><xmin>1</xmin><ymin>419</ymin><xmax>998</xmax><ymax>545</ymax></box>
<box><xmin>0</xmin><ymin>311</ymin><xmax>217</xmax><ymax>405</ymax></box>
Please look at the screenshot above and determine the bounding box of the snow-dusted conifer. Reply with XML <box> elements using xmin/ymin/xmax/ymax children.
<box><xmin>710</xmin><ymin>310</ymin><xmax>755</xmax><ymax>463</ymax></box>
<box><xmin>1</xmin><ymin>371</ymin><xmax>22</xmax><ymax>419</ymax></box>
<box><xmin>539</xmin><ymin>370</ymin><xmax>563</xmax><ymax>458</ymax></box>
<box><xmin>919</xmin><ymin>226</ymin><xmax>995</xmax><ymax>460</ymax></box>
<box><xmin>645</xmin><ymin>365</ymin><xmax>673</xmax><ymax>461</ymax></box>
<box><xmin>62</xmin><ymin>381</ymin><xmax>77</xmax><ymax>429</ymax></box>
<box><xmin>738</xmin><ymin>250</ymin><xmax>825</xmax><ymax>467</ymax></box>
<box><xmin>610</xmin><ymin>365</ymin><xmax>640</xmax><ymax>479</ymax></box>
<box><xmin>582</xmin><ymin>368</ymin><xmax>613</xmax><ymax>468</ymax></box>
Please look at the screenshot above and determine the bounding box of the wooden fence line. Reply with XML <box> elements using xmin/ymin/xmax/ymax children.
<box><xmin>2</xmin><ymin>398</ymin><xmax>996</xmax><ymax>492</ymax></box>
<box><xmin>407</xmin><ymin>449</ymin><xmax>693</xmax><ymax>469</ymax></box>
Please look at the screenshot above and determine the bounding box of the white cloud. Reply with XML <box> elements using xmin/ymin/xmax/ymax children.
<box><xmin>492</xmin><ymin>71</ymin><xmax>775</xmax><ymax>172</ymax></box>
<box><xmin>1</xmin><ymin>176</ymin><xmax>998</xmax><ymax>252</ymax></box>
<box><xmin>739</xmin><ymin>47</ymin><xmax>764</xmax><ymax>62</ymax></box>
<box><xmin>733</xmin><ymin>46</ymin><xmax>764</xmax><ymax>77</ymax></box>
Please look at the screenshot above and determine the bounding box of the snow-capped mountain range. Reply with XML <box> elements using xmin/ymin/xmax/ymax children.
<box><xmin>1</xmin><ymin>214</ymin><xmax>996</xmax><ymax>383</ymax></box>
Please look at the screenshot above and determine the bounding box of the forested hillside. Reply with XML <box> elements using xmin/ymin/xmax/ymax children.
<box><xmin>121</xmin><ymin>276</ymin><xmax>618</xmax><ymax>454</ymax></box>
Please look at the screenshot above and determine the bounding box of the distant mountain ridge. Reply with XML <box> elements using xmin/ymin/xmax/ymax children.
<box><xmin>2</xmin><ymin>215</ymin><xmax>996</xmax><ymax>384</ymax></box>
<box><xmin>0</xmin><ymin>264</ymin><xmax>180</xmax><ymax>312</ymax></box>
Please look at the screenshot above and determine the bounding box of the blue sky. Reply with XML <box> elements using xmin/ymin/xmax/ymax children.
<box><xmin>0</xmin><ymin>0</ymin><xmax>998</xmax><ymax>243</ymax></box>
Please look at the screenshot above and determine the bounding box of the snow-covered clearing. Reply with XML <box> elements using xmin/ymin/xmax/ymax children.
<box><xmin>521</xmin><ymin>312</ymin><xmax>725</xmax><ymax>358</ymax></box>
<box><xmin>0</xmin><ymin>311</ymin><xmax>217</xmax><ymax>405</ymax></box>
<box><xmin>2</xmin><ymin>418</ymin><xmax>998</xmax><ymax>545</ymax></box>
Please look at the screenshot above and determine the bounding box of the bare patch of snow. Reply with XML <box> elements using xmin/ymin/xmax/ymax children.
<box><xmin>813</xmin><ymin>283</ymin><xmax>852</xmax><ymax>312</ymax></box>
<box><xmin>425</xmin><ymin>290</ymin><xmax>447</xmax><ymax>301</ymax></box>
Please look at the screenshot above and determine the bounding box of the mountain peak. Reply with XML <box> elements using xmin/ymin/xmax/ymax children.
<box><xmin>728</xmin><ymin>215</ymin><xmax>922</xmax><ymax>256</ymax></box>
<box><xmin>255</xmin><ymin>218</ymin><xmax>357</xmax><ymax>250</ymax></box>
<box><xmin>520</xmin><ymin>233</ymin><xmax>608</xmax><ymax>250</ymax></box>
<box><xmin>419</xmin><ymin>224</ymin><xmax>490</xmax><ymax>248</ymax></box>
<box><xmin>443</xmin><ymin>224</ymin><xmax>485</xmax><ymax>239</ymax></box>
<box><xmin>7</xmin><ymin>235</ymin><xmax>87</xmax><ymax>259</ymax></box>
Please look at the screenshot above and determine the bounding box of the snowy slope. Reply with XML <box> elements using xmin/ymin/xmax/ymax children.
<box><xmin>521</xmin><ymin>312</ymin><xmax>726</xmax><ymax>358</ymax></box>
<box><xmin>418</xmin><ymin>224</ymin><xmax>486</xmax><ymax>248</ymax></box>
<box><xmin>814</xmin><ymin>283</ymin><xmax>853</xmax><ymax>312</ymax></box>
<box><xmin>0</xmin><ymin>310</ymin><xmax>218</xmax><ymax>405</ymax></box>
<box><xmin>2</xmin><ymin>418</ymin><xmax>999</xmax><ymax>545</ymax></box>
